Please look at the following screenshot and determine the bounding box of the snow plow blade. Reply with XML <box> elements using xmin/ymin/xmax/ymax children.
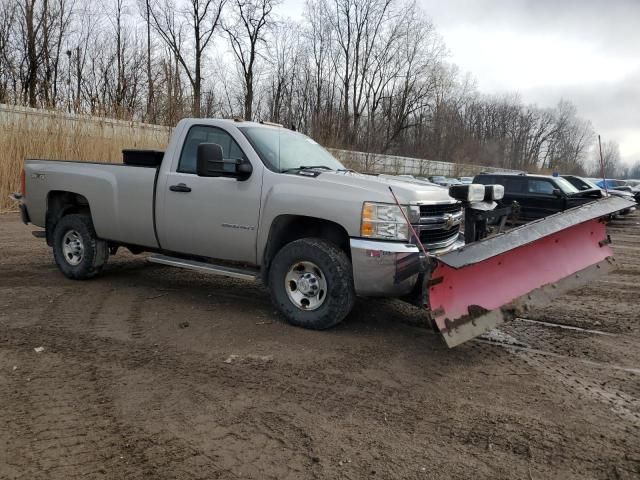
<box><xmin>428</xmin><ymin>196</ymin><xmax>632</xmax><ymax>348</ymax></box>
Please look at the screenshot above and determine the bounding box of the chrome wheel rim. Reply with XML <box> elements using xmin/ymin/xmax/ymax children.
<box><xmin>62</xmin><ymin>230</ymin><xmax>84</xmax><ymax>266</ymax></box>
<box><xmin>284</xmin><ymin>261</ymin><xmax>327</xmax><ymax>311</ymax></box>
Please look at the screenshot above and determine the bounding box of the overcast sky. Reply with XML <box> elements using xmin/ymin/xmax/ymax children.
<box><xmin>283</xmin><ymin>0</ymin><xmax>640</xmax><ymax>165</ymax></box>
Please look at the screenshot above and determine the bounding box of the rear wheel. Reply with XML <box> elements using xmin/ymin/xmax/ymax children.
<box><xmin>268</xmin><ymin>238</ymin><xmax>355</xmax><ymax>330</ymax></box>
<box><xmin>53</xmin><ymin>214</ymin><xmax>108</xmax><ymax>280</ymax></box>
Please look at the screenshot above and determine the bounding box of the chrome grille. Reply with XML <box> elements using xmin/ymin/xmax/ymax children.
<box><xmin>412</xmin><ymin>202</ymin><xmax>462</xmax><ymax>249</ymax></box>
<box><xmin>418</xmin><ymin>224</ymin><xmax>461</xmax><ymax>245</ymax></box>
<box><xmin>419</xmin><ymin>203</ymin><xmax>462</xmax><ymax>216</ymax></box>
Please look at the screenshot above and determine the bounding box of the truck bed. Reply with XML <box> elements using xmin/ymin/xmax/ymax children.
<box><xmin>24</xmin><ymin>159</ymin><xmax>160</xmax><ymax>248</ymax></box>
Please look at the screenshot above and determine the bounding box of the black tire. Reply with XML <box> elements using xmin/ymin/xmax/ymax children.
<box><xmin>53</xmin><ymin>214</ymin><xmax>109</xmax><ymax>280</ymax></box>
<box><xmin>268</xmin><ymin>238</ymin><xmax>355</xmax><ymax>330</ymax></box>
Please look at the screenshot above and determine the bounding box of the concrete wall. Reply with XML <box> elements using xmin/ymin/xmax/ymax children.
<box><xmin>328</xmin><ymin>148</ymin><xmax>521</xmax><ymax>177</ymax></box>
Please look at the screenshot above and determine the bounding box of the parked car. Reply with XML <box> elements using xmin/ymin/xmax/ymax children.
<box><xmin>594</xmin><ymin>178</ymin><xmax>633</xmax><ymax>192</ymax></box>
<box><xmin>11</xmin><ymin>118</ymin><xmax>628</xmax><ymax>347</ymax></box>
<box><xmin>459</xmin><ymin>177</ymin><xmax>473</xmax><ymax>184</ymax></box>
<box><xmin>591</xmin><ymin>178</ymin><xmax>640</xmax><ymax>202</ymax></box>
<box><xmin>473</xmin><ymin>173</ymin><xmax>607</xmax><ymax>223</ymax></box>
<box><xmin>414</xmin><ymin>176</ymin><xmax>439</xmax><ymax>185</ymax></box>
<box><xmin>562</xmin><ymin>175</ymin><xmax>636</xmax><ymax>214</ymax></box>
<box><xmin>429</xmin><ymin>176</ymin><xmax>461</xmax><ymax>187</ymax></box>
<box><xmin>428</xmin><ymin>175</ymin><xmax>448</xmax><ymax>186</ymax></box>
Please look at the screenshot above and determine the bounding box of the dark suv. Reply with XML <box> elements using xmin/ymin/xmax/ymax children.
<box><xmin>473</xmin><ymin>173</ymin><xmax>603</xmax><ymax>222</ymax></box>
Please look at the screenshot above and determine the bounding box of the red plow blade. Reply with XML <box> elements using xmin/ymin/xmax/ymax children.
<box><xmin>427</xmin><ymin>196</ymin><xmax>631</xmax><ymax>347</ymax></box>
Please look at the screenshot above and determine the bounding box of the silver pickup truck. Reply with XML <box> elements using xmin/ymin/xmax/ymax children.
<box><xmin>13</xmin><ymin>118</ymin><xmax>628</xmax><ymax>346</ymax></box>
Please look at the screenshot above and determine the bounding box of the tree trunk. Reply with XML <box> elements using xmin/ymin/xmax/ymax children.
<box><xmin>193</xmin><ymin>49</ymin><xmax>201</xmax><ymax>117</ymax></box>
<box><xmin>25</xmin><ymin>0</ymin><xmax>38</xmax><ymax>107</ymax></box>
<box><xmin>244</xmin><ymin>72</ymin><xmax>253</xmax><ymax>120</ymax></box>
<box><xmin>145</xmin><ymin>0</ymin><xmax>154</xmax><ymax>122</ymax></box>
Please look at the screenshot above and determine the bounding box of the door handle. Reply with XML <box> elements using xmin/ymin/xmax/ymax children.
<box><xmin>169</xmin><ymin>183</ymin><xmax>191</xmax><ymax>193</ymax></box>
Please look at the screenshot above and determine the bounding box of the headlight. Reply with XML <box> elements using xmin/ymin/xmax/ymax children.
<box><xmin>361</xmin><ymin>202</ymin><xmax>409</xmax><ymax>241</ymax></box>
<box><xmin>448</xmin><ymin>184</ymin><xmax>486</xmax><ymax>202</ymax></box>
<box><xmin>484</xmin><ymin>184</ymin><xmax>504</xmax><ymax>201</ymax></box>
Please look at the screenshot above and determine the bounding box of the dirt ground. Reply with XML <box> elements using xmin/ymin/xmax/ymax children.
<box><xmin>0</xmin><ymin>212</ymin><xmax>639</xmax><ymax>480</ymax></box>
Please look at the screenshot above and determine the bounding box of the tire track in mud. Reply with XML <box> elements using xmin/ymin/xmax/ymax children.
<box><xmin>1</xmin><ymin>359</ymin><xmax>117</xmax><ymax>479</ymax></box>
<box><xmin>0</xmin><ymin>339</ymin><xmax>235</xmax><ymax>479</ymax></box>
<box><xmin>3</xmin><ymin>321</ymin><xmax>639</xmax><ymax>479</ymax></box>
<box><xmin>515</xmin><ymin>351</ymin><xmax>640</xmax><ymax>428</ymax></box>
<box><xmin>37</xmin><ymin>286</ymin><xmax>77</xmax><ymax>327</ymax></box>
<box><xmin>127</xmin><ymin>292</ymin><xmax>146</xmax><ymax>341</ymax></box>
<box><xmin>481</xmin><ymin>321</ymin><xmax>640</xmax><ymax>429</ymax></box>
<box><xmin>3</xmin><ymin>212</ymin><xmax>640</xmax><ymax>479</ymax></box>
<box><xmin>0</xmin><ymin>325</ymin><xmax>353</xmax><ymax>479</ymax></box>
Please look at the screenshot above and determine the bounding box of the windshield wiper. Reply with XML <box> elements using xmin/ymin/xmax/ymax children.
<box><xmin>281</xmin><ymin>165</ymin><xmax>335</xmax><ymax>173</ymax></box>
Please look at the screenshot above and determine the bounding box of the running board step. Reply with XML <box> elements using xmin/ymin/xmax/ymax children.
<box><xmin>148</xmin><ymin>254</ymin><xmax>258</xmax><ymax>281</ymax></box>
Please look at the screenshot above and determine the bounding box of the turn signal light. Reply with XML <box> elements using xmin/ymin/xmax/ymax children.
<box><xmin>361</xmin><ymin>221</ymin><xmax>376</xmax><ymax>237</ymax></box>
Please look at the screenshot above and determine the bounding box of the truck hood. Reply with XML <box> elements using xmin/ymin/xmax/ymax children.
<box><xmin>314</xmin><ymin>171</ymin><xmax>455</xmax><ymax>204</ymax></box>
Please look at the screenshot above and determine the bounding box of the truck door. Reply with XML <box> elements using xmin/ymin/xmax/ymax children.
<box><xmin>157</xmin><ymin>125</ymin><xmax>262</xmax><ymax>264</ymax></box>
<box><xmin>524</xmin><ymin>178</ymin><xmax>565</xmax><ymax>219</ymax></box>
<box><xmin>494</xmin><ymin>177</ymin><xmax>531</xmax><ymax>222</ymax></box>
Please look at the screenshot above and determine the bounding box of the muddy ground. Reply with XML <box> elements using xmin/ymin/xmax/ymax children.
<box><xmin>0</xmin><ymin>212</ymin><xmax>639</xmax><ymax>479</ymax></box>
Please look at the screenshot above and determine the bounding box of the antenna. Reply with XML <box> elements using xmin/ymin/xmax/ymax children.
<box><xmin>598</xmin><ymin>135</ymin><xmax>608</xmax><ymax>195</ymax></box>
<box><xmin>388</xmin><ymin>186</ymin><xmax>429</xmax><ymax>256</ymax></box>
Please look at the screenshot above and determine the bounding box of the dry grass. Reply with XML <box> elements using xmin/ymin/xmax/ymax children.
<box><xmin>0</xmin><ymin>106</ymin><xmax>511</xmax><ymax>213</ymax></box>
<box><xmin>0</xmin><ymin>108</ymin><xmax>169</xmax><ymax>212</ymax></box>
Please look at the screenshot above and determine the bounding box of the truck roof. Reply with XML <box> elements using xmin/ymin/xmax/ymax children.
<box><xmin>475</xmin><ymin>172</ymin><xmax>553</xmax><ymax>180</ymax></box>
<box><xmin>179</xmin><ymin>118</ymin><xmax>284</xmax><ymax>130</ymax></box>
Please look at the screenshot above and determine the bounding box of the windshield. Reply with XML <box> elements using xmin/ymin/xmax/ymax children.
<box><xmin>238</xmin><ymin>126</ymin><xmax>345</xmax><ymax>172</ymax></box>
<box><xmin>555</xmin><ymin>177</ymin><xmax>580</xmax><ymax>194</ymax></box>
<box><xmin>577</xmin><ymin>177</ymin><xmax>600</xmax><ymax>189</ymax></box>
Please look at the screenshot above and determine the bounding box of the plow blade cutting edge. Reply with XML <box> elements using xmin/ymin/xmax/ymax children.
<box><xmin>427</xmin><ymin>196</ymin><xmax>632</xmax><ymax>347</ymax></box>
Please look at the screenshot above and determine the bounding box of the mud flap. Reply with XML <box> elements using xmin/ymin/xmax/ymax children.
<box><xmin>428</xmin><ymin>196</ymin><xmax>631</xmax><ymax>347</ymax></box>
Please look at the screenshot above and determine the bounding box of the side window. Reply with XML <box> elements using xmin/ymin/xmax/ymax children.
<box><xmin>503</xmin><ymin>177</ymin><xmax>525</xmax><ymax>194</ymax></box>
<box><xmin>527</xmin><ymin>179</ymin><xmax>555</xmax><ymax>195</ymax></box>
<box><xmin>178</xmin><ymin>126</ymin><xmax>246</xmax><ymax>174</ymax></box>
<box><xmin>476</xmin><ymin>176</ymin><xmax>495</xmax><ymax>185</ymax></box>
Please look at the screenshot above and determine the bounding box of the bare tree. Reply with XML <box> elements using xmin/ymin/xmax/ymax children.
<box><xmin>0</xmin><ymin>0</ymin><xmax>606</xmax><ymax>176</ymax></box>
<box><xmin>143</xmin><ymin>0</ymin><xmax>154</xmax><ymax>121</ymax></box>
<box><xmin>0</xmin><ymin>0</ymin><xmax>17</xmax><ymax>102</ymax></box>
<box><xmin>594</xmin><ymin>140</ymin><xmax>622</xmax><ymax>178</ymax></box>
<box><xmin>224</xmin><ymin>0</ymin><xmax>277</xmax><ymax>120</ymax></box>
<box><xmin>148</xmin><ymin>0</ymin><xmax>225</xmax><ymax>116</ymax></box>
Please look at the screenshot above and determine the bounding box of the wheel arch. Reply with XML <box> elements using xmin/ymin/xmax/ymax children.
<box><xmin>261</xmin><ymin>215</ymin><xmax>350</xmax><ymax>285</ymax></box>
<box><xmin>45</xmin><ymin>190</ymin><xmax>92</xmax><ymax>246</ymax></box>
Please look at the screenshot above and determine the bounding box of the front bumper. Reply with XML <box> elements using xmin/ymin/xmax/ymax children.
<box><xmin>349</xmin><ymin>236</ymin><xmax>464</xmax><ymax>297</ymax></box>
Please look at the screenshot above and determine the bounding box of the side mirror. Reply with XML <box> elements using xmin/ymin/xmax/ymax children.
<box><xmin>196</xmin><ymin>143</ymin><xmax>253</xmax><ymax>180</ymax></box>
<box><xmin>552</xmin><ymin>188</ymin><xmax>563</xmax><ymax>198</ymax></box>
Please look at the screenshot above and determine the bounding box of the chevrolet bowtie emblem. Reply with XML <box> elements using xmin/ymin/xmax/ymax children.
<box><xmin>443</xmin><ymin>213</ymin><xmax>460</xmax><ymax>230</ymax></box>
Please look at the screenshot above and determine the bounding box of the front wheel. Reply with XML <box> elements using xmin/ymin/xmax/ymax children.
<box><xmin>53</xmin><ymin>214</ymin><xmax>109</xmax><ymax>280</ymax></box>
<box><xmin>268</xmin><ymin>238</ymin><xmax>355</xmax><ymax>330</ymax></box>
